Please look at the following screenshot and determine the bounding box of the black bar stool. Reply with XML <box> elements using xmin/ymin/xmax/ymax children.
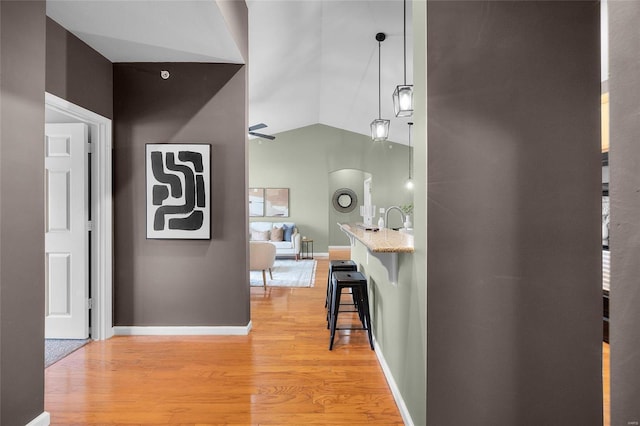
<box><xmin>326</xmin><ymin>260</ymin><xmax>357</xmax><ymax>307</ymax></box>
<box><xmin>326</xmin><ymin>260</ymin><xmax>358</xmax><ymax>326</ymax></box>
<box><xmin>329</xmin><ymin>271</ymin><xmax>374</xmax><ymax>350</ymax></box>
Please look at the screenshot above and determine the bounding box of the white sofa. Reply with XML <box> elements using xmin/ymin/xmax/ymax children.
<box><xmin>249</xmin><ymin>221</ymin><xmax>301</xmax><ymax>260</ymax></box>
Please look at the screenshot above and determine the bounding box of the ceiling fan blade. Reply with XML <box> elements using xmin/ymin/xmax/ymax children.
<box><xmin>248</xmin><ymin>123</ymin><xmax>267</xmax><ymax>132</ymax></box>
<box><xmin>249</xmin><ymin>131</ymin><xmax>275</xmax><ymax>140</ymax></box>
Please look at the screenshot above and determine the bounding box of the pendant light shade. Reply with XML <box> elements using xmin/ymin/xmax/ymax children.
<box><xmin>405</xmin><ymin>178</ymin><xmax>414</xmax><ymax>190</ymax></box>
<box><xmin>393</xmin><ymin>0</ymin><xmax>413</xmax><ymax>117</ymax></box>
<box><xmin>371</xmin><ymin>119</ymin><xmax>390</xmax><ymax>141</ymax></box>
<box><xmin>405</xmin><ymin>122</ymin><xmax>414</xmax><ymax>189</ymax></box>
<box><xmin>393</xmin><ymin>85</ymin><xmax>414</xmax><ymax>117</ymax></box>
<box><xmin>371</xmin><ymin>33</ymin><xmax>390</xmax><ymax>141</ymax></box>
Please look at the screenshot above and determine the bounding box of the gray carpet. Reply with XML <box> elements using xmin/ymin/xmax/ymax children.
<box><xmin>45</xmin><ymin>339</ymin><xmax>90</xmax><ymax>368</ymax></box>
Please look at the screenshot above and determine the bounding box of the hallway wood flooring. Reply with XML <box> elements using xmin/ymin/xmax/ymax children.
<box><xmin>45</xmin><ymin>250</ymin><xmax>404</xmax><ymax>425</ymax></box>
<box><xmin>44</xmin><ymin>248</ymin><xmax>610</xmax><ymax>425</ymax></box>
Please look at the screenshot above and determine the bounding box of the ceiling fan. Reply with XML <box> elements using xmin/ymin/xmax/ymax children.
<box><xmin>248</xmin><ymin>123</ymin><xmax>276</xmax><ymax>140</ymax></box>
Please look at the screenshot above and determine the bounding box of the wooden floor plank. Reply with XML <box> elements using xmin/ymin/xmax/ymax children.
<box><xmin>45</xmin><ymin>250</ymin><xmax>403</xmax><ymax>425</ymax></box>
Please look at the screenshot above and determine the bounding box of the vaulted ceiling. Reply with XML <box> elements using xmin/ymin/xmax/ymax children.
<box><xmin>46</xmin><ymin>0</ymin><xmax>414</xmax><ymax>145</ymax></box>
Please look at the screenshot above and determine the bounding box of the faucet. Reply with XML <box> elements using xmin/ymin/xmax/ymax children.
<box><xmin>384</xmin><ymin>206</ymin><xmax>406</xmax><ymax>229</ymax></box>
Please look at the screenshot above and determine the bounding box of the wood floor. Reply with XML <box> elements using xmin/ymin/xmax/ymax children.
<box><xmin>45</xmin><ymin>248</ymin><xmax>611</xmax><ymax>425</ymax></box>
<box><xmin>45</xmin><ymin>250</ymin><xmax>404</xmax><ymax>425</ymax></box>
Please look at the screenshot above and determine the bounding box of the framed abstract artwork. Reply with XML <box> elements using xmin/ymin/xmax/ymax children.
<box><xmin>265</xmin><ymin>188</ymin><xmax>289</xmax><ymax>217</ymax></box>
<box><xmin>146</xmin><ymin>144</ymin><xmax>211</xmax><ymax>239</ymax></box>
<box><xmin>249</xmin><ymin>188</ymin><xmax>265</xmax><ymax>217</ymax></box>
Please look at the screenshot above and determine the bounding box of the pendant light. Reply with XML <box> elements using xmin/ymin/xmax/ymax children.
<box><xmin>405</xmin><ymin>122</ymin><xmax>414</xmax><ymax>189</ymax></box>
<box><xmin>371</xmin><ymin>32</ymin><xmax>390</xmax><ymax>142</ymax></box>
<box><xmin>392</xmin><ymin>0</ymin><xmax>413</xmax><ymax>117</ymax></box>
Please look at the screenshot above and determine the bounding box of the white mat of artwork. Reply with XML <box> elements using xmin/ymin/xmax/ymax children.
<box><xmin>250</xmin><ymin>259</ymin><xmax>316</xmax><ymax>287</ymax></box>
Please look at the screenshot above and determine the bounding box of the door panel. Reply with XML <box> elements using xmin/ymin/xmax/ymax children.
<box><xmin>46</xmin><ymin>170</ymin><xmax>71</xmax><ymax>231</ymax></box>
<box><xmin>45</xmin><ymin>123</ymin><xmax>89</xmax><ymax>339</ymax></box>
<box><xmin>46</xmin><ymin>253</ymin><xmax>71</xmax><ymax>315</ymax></box>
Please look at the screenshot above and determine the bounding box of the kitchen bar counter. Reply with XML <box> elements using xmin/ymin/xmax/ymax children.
<box><xmin>338</xmin><ymin>223</ymin><xmax>414</xmax><ymax>284</ymax></box>
<box><xmin>338</xmin><ymin>223</ymin><xmax>414</xmax><ymax>253</ymax></box>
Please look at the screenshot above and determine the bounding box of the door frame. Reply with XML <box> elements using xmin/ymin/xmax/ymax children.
<box><xmin>45</xmin><ymin>92</ymin><xmax>114</xmax><ymax>340</ymax></box>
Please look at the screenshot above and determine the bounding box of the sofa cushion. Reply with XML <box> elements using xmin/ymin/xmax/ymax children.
<box><xmin>270</xmin><ymin>241</ymin><xmax>294</xmax><ymax>250</ymax></box>
<box><xmin>283</xmin><ymin>224</ymin><xmax>294</xmax><ymax>242</ymax></box>
<box><xmin>270</xmin><ymin>226</ymin><xmax>284</xmax><ymax>241</ymax></box>
<box><xmin>252</xmin><ymin>230</ymin><xmax>270</xmax><ymax>241</ymax></box>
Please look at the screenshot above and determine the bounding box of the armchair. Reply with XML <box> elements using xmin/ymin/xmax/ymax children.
<box><xmin>249</xmin><ymin>241</ymin><xmax>276</xmax><ymax>289</ymax></box>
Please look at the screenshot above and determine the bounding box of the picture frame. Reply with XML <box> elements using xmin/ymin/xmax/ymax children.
<box><xmin>146</xmin><ymin>143</ymin><xmax>211</xmax><ymax>239</ymax></box>
<box><xmin>265</xmin><ymin>188</ymin><xmax>289</xmax><ymax>217</ymax></box>
<box><xmin>249</xmin><ymin>187</ymin><xmax>265</xmax><ymax>217</ymax></box>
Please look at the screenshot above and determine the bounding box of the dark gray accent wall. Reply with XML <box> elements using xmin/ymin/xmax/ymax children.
<box><xmin>609</xmin><ymin>2</ymin><xmax>640</xmax><ymax>424</ymax></box>
<box><xmin>0</xmin><ymin>1</ymin><xmax>46</xmax><ymax>425</ymax></box>
<box><xmin>426</xmin><ymin>2</ymin><xmax>602</xmax><ymax>424</ymax></box>
<box><xmin>45</xmin><ymin>17</ymin><xmax>113</xmax><ymax>119</ymax></box>
<box><xmin>113</xmin><ymin>63</ymin><xmax>249</xmax><ymax>326</ymax></box>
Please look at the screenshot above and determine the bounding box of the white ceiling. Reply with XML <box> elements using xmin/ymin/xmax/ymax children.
<box><xmin>46</xmin><ymin>0</ymin><xmax>414</xmax><ymax>145</ymax></box>
<box><xmin>46</xmin><ymin>0</ymin><xmax>244</xmax><ymax>63</ymax></box>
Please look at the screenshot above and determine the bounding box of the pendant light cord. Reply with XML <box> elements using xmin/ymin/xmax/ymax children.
<box><xmin>378</xmin><ymin>39</ymin><xmax>382</xmax><ymax>119</ymax></box>
<box><xmin>403</xmin><ymin>0</ymin><xmax>407</xmax><ymax>85</ymax></box>
<box><xmin>408</xmin><ymin>123</ymin><xmax>413</xmax><ymax>178</ymax></box>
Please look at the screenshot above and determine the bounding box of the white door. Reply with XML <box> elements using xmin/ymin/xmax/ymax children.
<box><xmin>44</xmin><ymin>123</ymin><xmax>89</xmax><ymax>339</ymax></box>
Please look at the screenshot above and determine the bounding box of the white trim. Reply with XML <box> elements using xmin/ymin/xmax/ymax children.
<box><xmin>373</xmin><ymin>336</ymin><xmax>415</xmax><ymax>426</ymax></box>
<box><xmin>114</xmin><ymin>322</ymin><xmax>252</xmax><ymax>336</ymax></box>
<box><xmin>25</xmin><ymin>412</ymin><xmax>50</xmax><ymax>426</ymax></box>
<box><xmin>328</xmin><ymin>245</ymin><xmax>351</xmax><ymax>250</ymax></box>
<box><xmin>45</xmin><ymin>92</ymin><xmax>114</xmax><ymax>341</ymax></box>
<box><xmin>312</xmin><ymin>252</ymin><xmax>330</xmax><ymax>258</ymax></box>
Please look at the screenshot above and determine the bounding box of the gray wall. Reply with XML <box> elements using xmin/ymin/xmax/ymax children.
<box><xmin>351</xmin><ymin>241</ymin><xmax>425</xmax><ymax>425</ymax></box>
<box><xmin>113</xmin><ymin>63</ymin><xmax>249</xmax><ymax>326</ymax></box>
<box><xmin>249</xmin><ymin>124</ymin><xmax>413</xmax><ymax>252</ymax></box>
<box><xmin>0</xmin><ymin>1</ymin><xmax>47</xmax><ymax>424</ymax></box>
<box><xmin>328</xmin><ymin>169</ymin><xmax>370</xmax><ymax>245</ymax></box>
<box><xmin>46</xmin><ymin>17</ymin><xmax>113</xmax><ymax>119</ymax></box>
<box><xmin>610</xmin><ymin>2</ymin><xmax>640</xmax><ymax>424</ymax></box>
<box><xmin>426</xmin><ymin>2</ymin><xmax>602</xmax><ymax>424</ymax></box>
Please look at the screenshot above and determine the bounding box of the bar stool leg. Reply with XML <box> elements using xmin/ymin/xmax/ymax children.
<box><xmin>325</xmin><ymin>266</ymin><xmax>332</xmax><ymax>308</ymax></box>
<box><xmin>359</xmin><ymin>286</ymin><xmax>374</xmax><ymax>350</ymax></box>
<box><xmin>348</xmin><ymin>286</ymin><xmax>361</xmax><ymax>326</ymax></box>
<box><xmin>329</xmin><ymin>280</ymin><xmax>342</xmax><ymax>350</ymax></box>
<box><xmin>326</xmin><ymin>274</ymin><xmax>333</xmax><ymax>328</ymax></box>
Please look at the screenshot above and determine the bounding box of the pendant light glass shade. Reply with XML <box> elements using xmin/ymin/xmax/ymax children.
<box><xmin>393</xmin><ymin>0</ymin><xmax>413</xmax><ymax>118</ymax></box>
<box><xmin>371</xmin><ymin>118</ymin><xmax>390</xmax><ymax>142</ymax></box>
<box><xmin>371</xmin><ymin>33</ymin><xmax>389</xmax><ymax>141</ymax></box>
<box><xmin>393</xmin><ymin>85</ymin><xmax>414</xmax><ymax>117</ymax></box>
<box><xmin>405</xmin><ymin>178</ymin><xmax>414</xmax><ymax>190</ymax></box>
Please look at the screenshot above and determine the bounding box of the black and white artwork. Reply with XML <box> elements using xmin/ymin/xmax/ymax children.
<box><xmin>146</xmin><ymin>144</ymin><xmax>210</xmax><ymax>239</ymax></box>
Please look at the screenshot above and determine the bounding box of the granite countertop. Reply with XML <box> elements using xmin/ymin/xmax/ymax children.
<box><xmin>339</xmin><ymin>223</ymin><xmax>414</xmax><ymax>253</ymax></box>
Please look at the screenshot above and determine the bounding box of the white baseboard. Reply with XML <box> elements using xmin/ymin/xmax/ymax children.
<box><xmin>373</xmin><ymin>337</ymin><xmax>415</xmax><ymax>426</ymax></box>
<box><xmin>114</xmin><ymin>322</ymin><xmax>252</xmax><ymax>336</ymax></box>
<box><xmin>312</xmin><ymin>252</ymin><xmax>329</xmax><ymax>258</ymax></box>
<box><xmin>328</xmin><ymin>245</ymin><xmax>351</xmax><ymax>250</ymax></box>
<box><xmin>26</xmin><ymin>412</ymin><xmax>50</xmax><ymax>426</ymax></box>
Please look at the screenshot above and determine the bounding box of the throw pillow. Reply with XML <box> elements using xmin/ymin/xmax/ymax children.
<box><xmin>271</xmin><ymin>226</ymin><xmax>284</xmax><ymax>242</ymax></box>
<box><xmin>252</xmin><ymin>230</ymin><xmax>270</xmax><ymax>241</ymax></box>
<box><xmin>283</xmin><ymin>224</ymin><xmax>294</xmax><ymax>242</ymax></box>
